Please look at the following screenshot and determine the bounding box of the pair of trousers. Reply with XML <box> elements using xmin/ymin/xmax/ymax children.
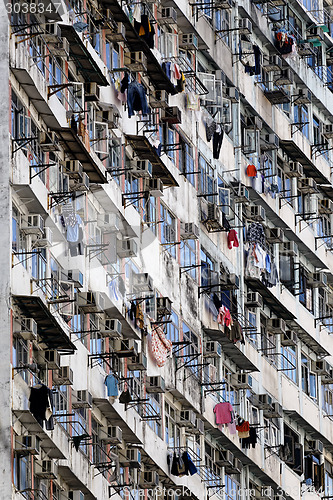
<box><xmin>213</xmin><ymin>130</ymin><xmax>224</xmax><ymax>159</ymax></box>
<box><xmin>127</xmin><ymin>82</ymin><xmax>149</xmax><ymax>118</ymax></box>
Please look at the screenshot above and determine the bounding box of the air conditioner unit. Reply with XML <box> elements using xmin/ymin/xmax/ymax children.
<box><xmin>100</xmin><ymin>425</ymin><xmax>123</xmax><ymax>444</ymax></box>
<box><xmin>261</xmin><ymin>133</ymin><xmax>279</xmax><ymax>151</ymax></box>
<box><xmin>263</xmin><ymin>54</ymin><xmax>282</xmax><ymax>72</ymax></box>
<box><xmin>298</xmin><ymin>178</ymin><xmax>317</xmax><ymax>194</ymax></box>
<box><xmin>38</xmin><ymin>349</ymin><xmax>60</xmax><ymax>370</ymax></box>
<box><xmin>196</xmin><ymin>418</ymin><xmax>205</xmax><ymax>434</ymax></box>
<box><xmin>39</xmin><ymin>131</ymin><xmax>60</xmax><ymax>152</ymax></box>
<box><xmin>54</xmin><ymin>366</ymin><xmax>73</xmax><ymax>385</ymax></box>
<box><xmin>179</xmin><ymin>33</ymin><xmax>198</xmax><ymax>50</ymax></box>
<box><xmin>49</xmin><ymin>38</ymin><xmax>70</xmax><ymax>57</ymax></box>
<box><xmin>78</xmin><ymin>291</ymin><xmax>105</xmax><ymax>313</ymax></box>
<box><xmin>124</xmin><ymin>51</ymin><xmax>147</xmax><ymax>72</ymax></box>
<box><xmin>247</xmin><ymin>205</ymin><xmax>266</xmax><ymax>222</ymax></box>
<box><xmin>143</xmin><ymin>178</ymin><xmax>164</xmax><ymax>197</ymax></box>
<box><xmin>15</xmin><ymin>435</ymin><xmax>40</xmax><ymax>455</ymax></box>
<box><xmin>44</xmin><ymin>23</ymin><xmax>61</xmax><ymax>42</ymax></box>
<box><xmin>225</xmin><ymin>86</ymin><xmax>239</xmax><ymax>102</ymax></box>
<box><xmin>113</xmin><ymin>339</ymin><xmax>138</xmax><ymax>357</ymax></box>
<box><xmin>14</xmin><ymin>317</ymin><xmax>38</xmax><ymax>341</ymax></box>
<box><xmin>323</xmin><ymin>124</ymin><xmax>333</xmax><ymax>139</ymax></box>
<box><xmin>100</xmin><ymin>319</ymin><xmax>122</xmax><ymax>338</ymax></box>
<box><xmin>235</xmin><ymin>184</ymin><xmax>250</xmax><ymax>203</ymax></box>
<box><xmin>158</xmin><ymin>7</ymin><xmax>177</xmax><ymax>24</ymax></box>
<box><xmin>156</xmin><ymin>297</ymin><xmax>172</xmax><ymax>316</ymax></box>
<box><xmin>275</xmin><ymin>68</ymin><xmax>293</xmax><ymax>86</ymax></box>
<box><xmin>281</xmin><ymin>330</ymin><xmax>297</xmax><ymax>346</ymax></box>
<box><xmin>180</xmin><ymin>222</ymin><xmax>200</xmax><ymax>240</ymax></box>
<box><xmin>215</xmin><ymin>0</ymin><xmax>233</xmax><ymax>9</ymax></box>
<box><xmin>226</xmin><ymin>457</ymin><xmax>242</xmax><ymax>474</ymax></box>
<box><xmin>238</xmin><ymin>18</ymin><xmax>252</xmax><ymax>35</ymax></box>
<box><xmin>84</xmin><ymin>82</ymin><xmax>100</xmax><ymax>102</ymax></box>
<box><xmin>258</xmin><ymin>393</ymin><xmax>273</xmax><ymax>409</ymax></box>
<box><xmin>206</xmin><ymin>203</ymin><xmax>223</xmax><ymax>228</ymax></box>
<box><xmin>267</xmin><ymin>318</ymin><xmax>286</xmax><ymax>333</ymax></box>
<box><xmin>307</xmin><ymin>26</ymin><xmax>324</xmax><ymax>41</ymax></box>
<box><xmin>305</xmin><ymin>439</ymin><xmax>324</xmax><ymax>454</ymax></box>
<box><xmin>286</xmin><ymin>161</ymin><xmax>303</xmax><ymax>178</ymax></box>
<box><xmin>146</xmin><ymin>376</ymin><xmax>165</xmax><ymax>393</ymax></box>
<box><xmin>266</xmin><ymin>228</ymin><xmax>284</xmax><ymax>243</ymax></box>
<box><xmin>105</xmin><ymin>22</ymin><xmax>126</xmax><ymax>42</ymax></box>
<box><xmin>204</xmin><ymin>341</ymin><xmax>222</xmax><ymax>357</ymax></box>
<box><xmin>245</xmin><ymin>116</ymin><xmax>263</xmax><ymax>130</ymax></box>
<box><xmin>119</xmin><ymin>448</ymin><xmax>141</xmax><ymax>468</ymax></box>
<box><xmin>68</xmin><ymin>269</ymin><xmax>84</xmax><ymax>288</ymax></box>
<box><xmin>178</xmin><ymin>410</ymin><xmax>197</xmax><ymax>428</ymax></box>
<box><xmin>308</xmin><ymin>271</ymin><xmax>327</xmax><ymax>288</ymax></box>
<box><xmin>296</xmin><ymin>88</ymin><xmax>312</xmax><ymax>104</ymax></box>
<box><xmin>72</xmin><ymin>390</ymin><xmax>93</xmax><ymax>409</ymax></box>
<box><xmin>149</xmin><ymin>89</ymin><xmax>169</xmax><ymax>109</ymax></box>
<box><xmin>319</xmin><ymin>199</ymin><xmax>333</xmax><ymax>214</ymax></box>
<box><xmin>230</xmin><ymin>373</ymin><xmax>251</xmax><ymax>389</ymax></box>
<box><xmin>246</xmin><ymin>292</ymin><xmax>263</xmax><ymax>308</ymax></box>
<box><xmin>216</xmin><ymin>450</ymin><xmax>234</xmax><ymax>467</ymax></box>
<box><xmin>127</xmin><ymin>352</ymin><xmax>147</xmax><ymax>371</ymax></box>
<box><xmin>297</xmin><ymin>42</ymin><xmax>315</xmax><ymax>56</ymax></box>
<box><xmin>264</xmin><ymin>401</ymin><xmax>283</xmax><ymax>418</ymax></box>
<box><xmin>35</xmin><ymin>459</ymin><xmax>58</xmax><ymax>479</ymax></box>
<box><xmin>140</xmin><ymin>471</ymin><xmax>159</xmax><ymax>488</ymax></box>
<box><xmin>280</xmin><ymin>241</ymin><xmax>298</xmax><ymax>256</ymax></box>
<box><xmin>34</xmin><ymin>227</ymin><xmax>53</xmax><ymax>248</ymax></box>
<box><xmin>63</xmin><ymin>160</ymin><xmax>83</xmax><ymax>178</ymax></box>
<box><xmin>160</xmin><ymin>106</ymin><xmax>182</xmax><ymax>124</ymax></box>
<box><xmin>311</xmin><ymin>360</ymin><xmax>330</xmax><ymax>376</ymax></box>
<box><xmin>322</xmin><ymin>367</ymin><xmax>333</xmax><ymax>384</ymax></box>
<box><xmin>117</xmin><ymin>238</ymin><xmax>138</xmax><ymax>258</ymax></box>
<box><xmin>132</xmin><ymin>273</ymin><xmax>153</xmax><ymax>292</ymax></box>
<box><xmin>132</xmin><ymin>160</ymin><xmax>152</xmax><ymax>178</ymax></box>
<box><xmin>21</xmin><ymin>215</ymin><xmax>44</xmax><ymax>236</ymax></box>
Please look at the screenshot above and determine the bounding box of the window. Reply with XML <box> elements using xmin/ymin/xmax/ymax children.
<box><xmin>143</xmin><ymin>196</ymin><xmax>157</xmax><ymax>235</ymax></box>
<box><xmin>294</xmin><ymin>104</ymin><xmax>309</xmax><ymax>139</ymax></box>
<box><xmin>12</xmin><ymin>338</ymin><xmax>29</xmax><ymax>383</ymax></box>
<box><xmin>89</xmin><ymin>314</ymin><xmax>104</xmax><ymax>355</ymax></box>
<box><xmin>199</xmin><ymin>154</ymin><xmax>215</xmax><ymax>200</ymax></box>
<box><xmin>11</xmin><ymin>91</ymin><xmax>31</xmax><ymax>153</ymax></box>
<box><xmin>200</xmin><ymin>248</ymin><xmax>215</xmax><ymax>287</ymax></box>
<box><xmin>180</xmin><ymin>239</ymin><xmax>197</xmax><ymax>279</ymax></box>
<box><xmin>215</xmin><ymin>9</ymin><xmax>231</xmax><ymax>47</ymax></box>
<box><xmin>31</xmin><ymin>249</ymin><xmax>46</xmax><ymax>281</ymax></box>
<box><xmin>298</xmin><ymin>267</ymin><xmax>313</xmax><ymax>312</ymax></box>
<box><xmin>283</xmin><ymin>425</ymin><xmax>303</xmax><ymax>475</ymax></box>
<box><xmin>279</xmin><ymin>253</ymin><xmax>295</xmax><ymax>294</ymax></box>
<box><xmin>322</xmin><ymin>385</ymin><xmax>333</xmax><ymax>416</ymax></box>
<box><xmin>218</xmin><ymin>176</ymin><xmax>231</xmax><ymax>215</ymax></box>
<box><xmin>204</xmin><ymin>442</ymin><xmax>221</xmax><ymax>487</ymax></box>
<box><xmin>166</xmin><ymin>310</ymin><xmax>179</xmax><ymax>343</ymax></box>
<box><xmin>225</xmin><ymin>475</ymin><xmax>240</xmax><ymax>500</ymax></box>
<box><xmin>165</xmin><ymin>401</ymin><xmax>180</xmax><ymax>447</ymax></box>
<box><xmin>182</xmin><ymin>323</ymin><xmax>200</xmax><ymax>377</ymax></box>
<box><xmin>125</xmin><ymin>169</ymin><xmax>140</xmax><ymax>212</ymax></box>
<box><xmin>281</xmin><ymin>345</ymin><xmax>297</xmax><ymax>383</ymax></box>
<box><xmin>13</xmin><ymin>453</ymin><xmax>31</xmax><ymax>491</ymax></box>
<box><xmin>160</xmin><ymin>203</ymin><xmax>177</xmax><ymax>258</ymax></box>
<box><xmin>147</xmin><ymin>393</ymin><xmax>162</xmax><ymax>437</ymax></box>
<box><xmin>301</xmin><ymin>354</ymin><xmax>317</xmax><ymax>400</ymax></box>
<box><xmin>167</xmin><ymin>128</ymin><xmax>175</xmax><ymax>164</ymax></box>
<box><xmin>179</xmin><ymin>139</ymin><xmax>195</xmax><ymax>186</ymax></box>
<box><xmin>12</xmin><ymin>205</ymin><xmax>28</xmax><ymax>268</ymax></box>
<box><xmin>53</xmin><ymin>386</ymin><xmax>69</xmax><ymax>432</ymax></box>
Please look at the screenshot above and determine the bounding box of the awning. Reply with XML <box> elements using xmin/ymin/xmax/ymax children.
<box><xmin>57</xmin><ymin>464</ymin><xmax>98</xmax><ymax>500</ymax></box>
<box><xmin>12</xmin><ymin>185</ymin><xmax>47</xmax><ymax>215</ymax></box>
<box><xmin>99</xmin><ymin>0</ymin><xmax>178</xmax><ymax>94</ymax></box>
<box><xmin>280</xmin><ymin>140</ymin><xmax>332</xmax><ymax>199</ymax></box>
<box><xmin>203</xmin><ymin>328</ymin><xmax>258</xmax><ymax>372</ymax></box>
<box><xmin>287</xmin><ymin>320</ymin><xmax>330</xmax><ymax>357</ymax></box>
<box><xmin>59</xmin><ymin>24</ymin><xmax>108</xmax><ymax>86</ymax></box>
<box><xmin>12</xmin><ymin>410</ymin><xmax>66</xmax><ymax>459</ymax></box>
<box><xmin>13</xmin><ymin>295</ymin><xmax>76</xmax><ymax>353</ymax></box>
<box><xmin>56</xmin><ymin>127</ymin><xmax>107</xmax><ymax>184</ymax></box>
<box><xmin>284</xmin><ymin>409</ymin><xmax>332</xmax><ymax>448</ymax></box>
<box><xmin>245</xmin><ymin>276</ymin><xmax>296</xmax><ymax>321</ymax></box>
<box><xmin>93</xmin><ymin>398</ymin><xmax>142</xmax><ymax>444</ymax></box>
<box><xmin>104</xmin><ymin>303</ymin><xmax>141</xmax><ymax>341</ymax></box>
<box><xmin>125</xmin><ymin>135</ymin><xmax>179</xmax><ymax>187</ymax></box>
<box><xmin>11</xmin><ymin>68</ymin><xmax>61</xmax><ymax>130</ymax></box>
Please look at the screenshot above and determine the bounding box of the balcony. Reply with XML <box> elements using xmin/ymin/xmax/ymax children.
<box><xmin>99</xmin><ymin>0</ymin><xmax>178</xmax><ymax>94</ymax></box>
<box><xmin>13</xmin><ymin>294</ymin><xmax>76</xmax><ymax>353</ymax></box>
<box><xmin>125</xmin><ymin>134</ymin><xmax>179</xmax><ymax>187</ymax></box>
<box><xmin>59</xmin><ymin>24</ymin><xmax>108</xmax><ymax>86</ymax></box>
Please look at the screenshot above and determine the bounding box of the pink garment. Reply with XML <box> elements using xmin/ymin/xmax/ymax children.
<box><xmin>217</xmin><ymin>307</ymin><xmax>225</xmax><ymax>326</ymax></box>
<box><xmin>213</xmin><ymin>402</ymin><xmax>234</xmax><ymax>424</ymax></box>
<box><xmin>174</xmin><ymin>63</ymin><xmax>181</xmax><ymax>80</ymax></box>
<box><xmin>227</xmin><ymin>421</ymin><xmax>237</xmax><ymax>434</ymax></box>
<box><xmin>223</xmin><ymin>306</ymin><xmax>232</xmax><ymax>327</ymax></box>
<box><xmin>150</xmin><ymin>327</ymin><xmax>172</xmax><ymax>367</ymax></box>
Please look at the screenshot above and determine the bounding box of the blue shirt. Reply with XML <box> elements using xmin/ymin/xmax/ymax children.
<box><xmin>105</xmin><ymin>374</ymin><xmax>118</xmax><ymax>397</ymax></box>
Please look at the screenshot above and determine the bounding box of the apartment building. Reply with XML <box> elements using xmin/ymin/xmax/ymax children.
<box><xmin>2</xmin><ymin>0</ymin><xmax>333</xmax><ymax>498</ymax></box>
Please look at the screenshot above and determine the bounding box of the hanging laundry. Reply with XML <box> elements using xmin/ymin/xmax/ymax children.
<box><xmin>127</xmin><ymin>81</ymin><xmax>149</xmax><ymax>118</ymax></box>
<box><xmin>241</xmin><ymin>427</ymin><xmax>258</xmax><ymax>448</ymax></box>
<box><xmin>246</xmin><ymin>222</ymin><xmax>266</xmax><ymax>246</ymax></box>
<box><xmin>227</xmin><ymin>229</ymin><xmax>239</xmax><ymax>249</ymax></box>
<box><xmin>105</xmin><ymin>373</ymin><xmax>119</xmax><ymax>397</ymax></box>
<box><xmin>275</xmin><ymin>30</ymin><xmax>294</xmax><ymax>54</ymax></box>
<box><xmin>236</xmin><ymin>419</ymin><xmax>250</xmax><ymax>438</ymax></box>
<box><xmin>245</xmin><ymin>45</ymin><xmax>261</xmax><ymax>75</ymax></box>
<box><xmin>246</xmin><ymin>164</ymin><xmax>257</xmax><ymax>177</ymax></box>
<box><xmin>150</xmin><ymin>327</ymin><xmax>172</xmax><ymax>367</ymax></box>
<box><xmin>230</xmin><ymin>320</ymin><xmax>244</xmax><ymax>344</ymax></box>
<box><xmin>132</xmin><ymin>4</ymin><xmax>141</xmax><ymax>23</ymax></box>
<box><xmin>182</xmin><ymin>451</ymin><xmax>198</xmax><ymax>475</ymax></box>
<box><xmin>240</xmin><ymin>40</ymin><xmax>255</xmax><ymax>67</ymax></box>
<box><xmin>119</xmin><ymin>389</ymin><xmax>132</xmax><ymax>404</ymax></box>
<box><xmin>212</xmin><ymin>125</ymin><xmax>224</xmax><ymax>159</ymax></box>
<box><xmin>73</xmin><ymin>433</ymin><xmax>90</xmax><ymax>451</ymax></box>
<box><xmin>214</xmin><ymin>402</ymin><xmax>234</xmax><ymax>424</ymax></box>
<box><xmin>205</xmin><ymin>119</ymin><xmax>217</xmax><ymax>143</ymax></box>
<box><xmin>222</xmin><ymin>213</ymin><xmax>231</xmax><ymax>231</ymax></box>
<box><xmin>135</xmin><ymin>303</ymin><xmax>144</xmax><ymax>330</ymax></box>
<box><xmin>186</xmin><ymin>92</ymin><xmax>200</xmax><ymax>111</ymax></box>
<box><xmin>29</xmin><ymin>384</ymin><xmax>54</xmax><ymax>430</ymax></box>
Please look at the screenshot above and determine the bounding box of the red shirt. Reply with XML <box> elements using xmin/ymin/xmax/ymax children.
<box><xmin>246</xmin><ymin>164</ymin><xmax>257</xmax><ymax>177</ymax></box>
